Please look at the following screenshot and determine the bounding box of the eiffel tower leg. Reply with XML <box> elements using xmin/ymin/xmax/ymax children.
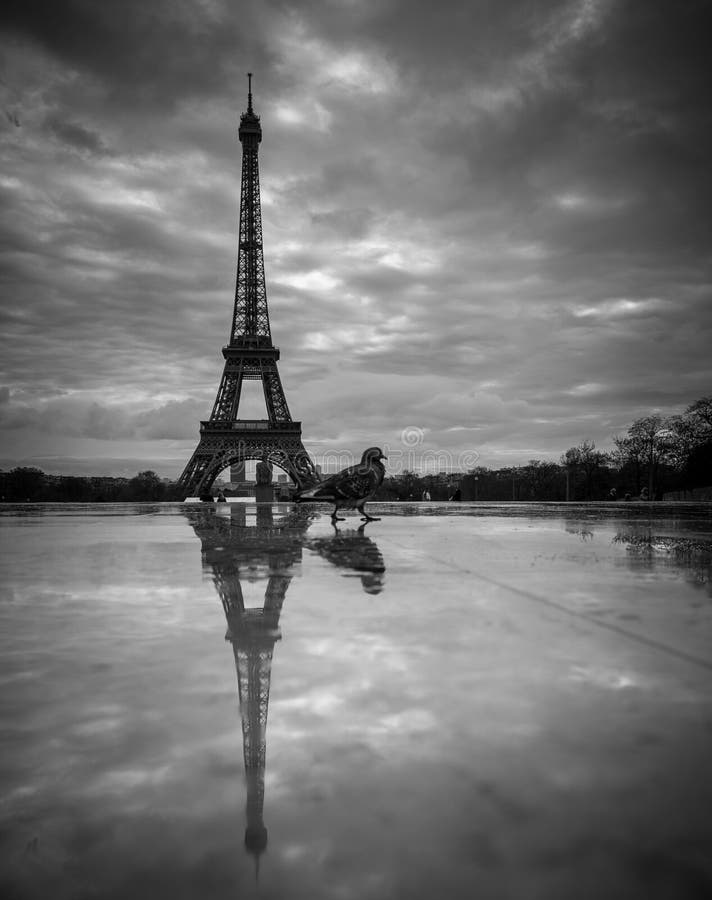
<box><xmin>261</xmin><ymin>363</ymin><xmax>291</xmax><ymax>422</ymax></box>
<box><xmin>177</xmin><ymin>442</ymin><xmax>226</xmax><ymax>498</ymax></box>
<box><xmin>269</xmin><ymin>442</ymin><xmax>320</xmax><ymax>489</ymax></box>
<box><xmin>210</xmin><ymin>363</ymin><xmax>244</xmax><ymax>421</ymax></box>
<box><xmin>264</xmin><ymin>574</ymin><xmax>291</xmax><ymax>615</ymax></box>
<box><xmin>178</xmin><ymin>443</ymin><xmax>240</xmax><ymax>498</ymax></box>
<box><xmin>177</xmin><ymin>449</ymin><xmax>213</xmax><ymax>498</ymax></box>
<box><xmin>220</xmin><ymin>575</ymin><xmax>245</xmax><ymax>620</ymax></box>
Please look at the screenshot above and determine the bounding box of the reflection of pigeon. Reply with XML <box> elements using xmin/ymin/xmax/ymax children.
<box><xmin>295</xmin><ymin>447</ymin><xmax>387</xmax><ymax>522</ymax></box>
<box><xmin>307</xmin><ymin>524</ymin><xmax>386</xmax><ymax>594</ymax></box>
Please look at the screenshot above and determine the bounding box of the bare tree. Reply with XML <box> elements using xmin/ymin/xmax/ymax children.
<box><xmin>561</xmin><ymin>440</ymin><xmax>609</xmax><ymax>500</ymax></box>
<box><xmin>616</xmin><ymin>415</ymin><xmax>676</xmax><ymax>498</ymax></box>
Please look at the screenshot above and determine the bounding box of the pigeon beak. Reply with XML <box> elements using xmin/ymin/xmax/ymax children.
<box><xmin>381</xmin><ymin>454</ymin><xmax>388</xmax><ymax>460</ymax></box>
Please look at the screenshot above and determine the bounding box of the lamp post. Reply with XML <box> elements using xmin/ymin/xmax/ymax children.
<box><xmin>648</xmin><ymin>427</ymin><xmax>674</xmax><ymax>500</ymax></box>
<box><xmin>474</xmin><ymin>475</ymin><xmax>479</xmax><ymax>501</ymax></box>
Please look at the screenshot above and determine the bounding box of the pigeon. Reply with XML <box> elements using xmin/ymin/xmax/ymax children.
<box><xmin>295</xmin><ymin>447</ymin><xmax>387</xmax><ymax>522</ymax></box>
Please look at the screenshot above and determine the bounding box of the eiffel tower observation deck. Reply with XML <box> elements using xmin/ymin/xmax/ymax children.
<box><xmin>178</xmin><ymin>75</ymin><xmax>319</xmax><ymax>498</ymax></box>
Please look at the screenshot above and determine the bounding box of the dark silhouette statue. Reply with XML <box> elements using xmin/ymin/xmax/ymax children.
<box><xmin>256</xmin><ymin>454</ymin><xmax>273</xmax><ymax>486</ymax></box>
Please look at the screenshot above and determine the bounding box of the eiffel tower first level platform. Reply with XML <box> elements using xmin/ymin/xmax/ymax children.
<box><xmin>177</xmin><ymin>75</ymin><xmax>319</xmax><ymax>498</ymax></box>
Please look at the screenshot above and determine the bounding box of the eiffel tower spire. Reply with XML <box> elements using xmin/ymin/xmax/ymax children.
<box><xmin>177</xmin><ymin>76</ymin><xmax>320</xmax><ymax>498</ymax></box>
<box><xmin>231</xmin><ymin>70</ymin><xmax>271</xmax><ymax>346</ymax></box>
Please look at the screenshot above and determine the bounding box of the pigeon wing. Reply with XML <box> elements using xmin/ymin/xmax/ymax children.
<box><xmin>304</xmin><ymin>464</ymin><xmax>377</xmax><ymax>501</ymax></box>
<box><xmin>331</xmin><ymin>470</ymin><xmax>377</xmax><ymax>500</ymax></box>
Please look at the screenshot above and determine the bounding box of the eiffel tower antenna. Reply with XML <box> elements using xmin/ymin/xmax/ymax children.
<box><xmin>178</xmin><ymin>76</ymin><xmax>320</xmax><ymax>498</ymax></box>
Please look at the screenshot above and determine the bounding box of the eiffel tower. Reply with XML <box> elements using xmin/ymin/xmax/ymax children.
<box><xmin>178</xmin><ymin>75</ymin><xmax>319</xmax><ymax>498</ymax></box>
<box><xmin>185</xmin><ymin>504</ymin><xmax>311</xmax><ymax>868</ymax></box>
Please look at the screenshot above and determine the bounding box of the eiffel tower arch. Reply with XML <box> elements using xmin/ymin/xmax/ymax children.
<box><xmin>178</xmin><ymin>75</ymin><xmax>319</xmax><ymax>498</ymax></box>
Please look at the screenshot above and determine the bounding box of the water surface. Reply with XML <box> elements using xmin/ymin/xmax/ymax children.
<box><xmin>1</xmin><ymin>502</ymin><xmax>711</xmax><ymax>899</ymax></box>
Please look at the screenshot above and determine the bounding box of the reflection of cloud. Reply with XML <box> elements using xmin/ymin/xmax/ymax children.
<box><xmin>365</xmin><ymin>707</ymin><xmax>438</xmax><ymax>737</ymax></box>
<box><xmin>276</xmin><ymin>690</ymin><xmax>344</xmax><ymax>716</ymax></box>
<box><xmin>567</xmin><ymin>665</ymin><xmax>639</xmax><ymax>691</ymax></box>
<box><xmin>89</xmin><ymin>766</ymin><xmax>173</xmax><ymax>794</ymax></box>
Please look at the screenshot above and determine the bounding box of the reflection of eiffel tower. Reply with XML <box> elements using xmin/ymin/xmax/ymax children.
<box><xmin>185</xmin><ymin>504</ymin><xmax>311</xmax><ymax>867</ymax></box>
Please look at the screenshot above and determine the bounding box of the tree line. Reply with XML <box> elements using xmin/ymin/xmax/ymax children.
<box><xmin>0</xmin><ymin>469</ymin><xmax>178</xmax><ymax>503</ymax></box>
<box><xmin>2</xmin><ymin>397</ymin><xmax>709</xmax><ymax>503</ymax></box>
<box><xmin>374</xmin><ymin>396</ymin><xmax>712</xmax><ymax>502</ymax></box>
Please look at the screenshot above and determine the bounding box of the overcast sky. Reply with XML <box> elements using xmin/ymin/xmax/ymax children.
<box><xmin>1</xmin><ymin>0</ymin><xmax>710</xmax><ymax>478</ymax></box>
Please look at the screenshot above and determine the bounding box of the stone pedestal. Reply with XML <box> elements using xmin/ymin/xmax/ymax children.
<box><xmin>255</xmin><ymin>484</ymin><xmax>273</xmax><ymax>503</ymax></box>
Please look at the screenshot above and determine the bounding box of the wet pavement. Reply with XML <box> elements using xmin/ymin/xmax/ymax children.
<box><xmin>1</xmin><ymin>501</ymin><xmax>711</xmax><ymax>899</ymax></box>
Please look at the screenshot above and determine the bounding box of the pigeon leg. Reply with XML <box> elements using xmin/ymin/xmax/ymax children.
<box><xmin>331</xmin><ymin>504</ymin><xmax>346</xmax><ymax>522</ymax></box>
<box><xmin>357</xmin><ymin>501</ymin><xmax>380</xmax><ymax>522</ymax></box>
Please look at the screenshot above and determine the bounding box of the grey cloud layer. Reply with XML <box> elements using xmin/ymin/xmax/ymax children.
<box><xmin>1</xmin><ymin>0</ymin><xmax>710</xmax><ymax>475</ymax></box>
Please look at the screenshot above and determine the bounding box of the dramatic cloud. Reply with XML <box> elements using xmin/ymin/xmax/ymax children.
<box><xmin>1</xmin><ymin>0</ymin><xmax>710</xmax><ymax>477</ymax></box>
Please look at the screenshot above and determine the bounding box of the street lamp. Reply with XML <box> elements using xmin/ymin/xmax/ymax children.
<box><xmin>647</xmin><ymin>426</ymin><xmax>675</xmax><ymax>499</ymax></box>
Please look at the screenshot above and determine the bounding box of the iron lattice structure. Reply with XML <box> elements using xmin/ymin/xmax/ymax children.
<box><xmin>185</xmin><ymin>505</ymin><xmax>310</xmax><ymax>861</ymax></box>
<box><xmin>178</xmin><ymin>75</ymin><xmax>319</xmax><ymax>497</ymax></box>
